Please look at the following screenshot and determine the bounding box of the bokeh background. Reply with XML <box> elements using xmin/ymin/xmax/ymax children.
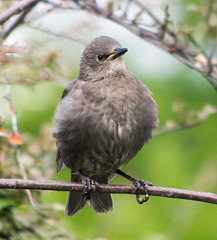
<box><xmin>0</xmin><ymin>0</ymin><xmax>217</xmax><ymax>239</ymax></box>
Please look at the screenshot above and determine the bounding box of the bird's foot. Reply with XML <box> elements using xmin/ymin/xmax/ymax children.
<box><xmin>79</xmin><ymin>171</ymin><xmax>98</xmax><ymax>200</ymax></box>
<box><xmin>116</xmin><ymin>169</ymin><xmax>153</xmax><ymax>204</ymax></box>
<box><xmin>132</xmin><ymin>179</ymin><xmax>153</xmax><ymax>204</ymax></box>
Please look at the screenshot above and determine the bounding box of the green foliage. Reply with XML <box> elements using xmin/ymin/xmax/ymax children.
<box><xmin>182</xmin><ymin>0</ymin><xmax>217</xmax><ymax>41</ymax></box>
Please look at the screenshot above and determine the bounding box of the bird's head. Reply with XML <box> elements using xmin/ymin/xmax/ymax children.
<box><xmin>79</xmin><ymin>36</ymin><xmax>128</xmax><ymax>81</ymax></box>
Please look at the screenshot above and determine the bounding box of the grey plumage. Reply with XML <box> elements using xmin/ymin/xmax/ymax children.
<box><xmin>53</xmin><ymin>36</ymin><xmax>158</xmax><ymax>216</ymax></box>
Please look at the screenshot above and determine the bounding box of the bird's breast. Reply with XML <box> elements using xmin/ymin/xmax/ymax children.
<box><xmin>54</xmin><ymin>76</ymin><xmax>158</xmax><ymax>176</ymax></box>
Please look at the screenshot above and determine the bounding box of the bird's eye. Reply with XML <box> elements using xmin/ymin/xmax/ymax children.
<box><xmin>97</xmin><ymin>55</ymin><xmax>104</xmax><ymax>61</ymax></box>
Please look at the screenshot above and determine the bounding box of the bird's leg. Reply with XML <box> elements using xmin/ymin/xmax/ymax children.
<box><xmin>79</xmin><ymin>170</ymin><xmax>92</xmax><ymax>200</ymax></box>
<box><xmin>78</xmin><ymin>171</ymin><xmax>99</xmax><ymax>200</ymax></box>
<box><xmin>115</xmin><ymin>169</ymin><xmax>153</xmax><ymax>204</ymax></box>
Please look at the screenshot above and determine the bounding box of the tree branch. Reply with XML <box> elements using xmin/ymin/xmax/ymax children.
<box><xmin>154</xmin><ymin>121</ymin><xmax>201</xmax><ymax>136</ymax></box>
<box><xmin>1</xmin><ymin>0</ymin><xmax>217</xmax><ymax>89</ymax></box>
<box><xmin>65</xmin><ymin>0</ymin><xmax>217</xmax><ymax>90</ymax></box>
<box><xmin>0</xmin><ymin>0</ymin><xmax>42</xmax><ymax>25</ymax></box>
<box><xmin>2</xmin><ymin>5</ymin><xmax>35</xmax><ymax>39</ymax></box>
<box><xmin>0</xmin><ymin>178</ymin><xmax>217</xmax><ymax>205</ymax></box>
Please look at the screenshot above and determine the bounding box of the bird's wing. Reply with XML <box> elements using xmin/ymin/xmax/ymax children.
<box><xmin>56</xmin><ymin>149</ymin><xmax>63</xmax><ymax>173</ymax></box>
<box><xmin>54</xmin><ymin>79</ymin><xmax>84</xmax><ymax>173</ymax></box>
<box><xmin>60</xmin><ymin>80</ymin><xmax>81</xmax><ymax>99</ymax></box>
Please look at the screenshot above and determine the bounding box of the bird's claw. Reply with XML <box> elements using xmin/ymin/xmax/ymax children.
<box><xmin>79</xmin><ymin>171</ymin><xmax>99</xmax><ymax>200</ymax></box>
<box><xmin>80</xmin><ymin>176</ymin><xmax>91</xmax><ymax>200</ymax></box>
<box><xmin>115</xmin><ymin>169</ymin><xmax>153</xmax><ymax>205</ymax></box>
<box><xmin>133</xmin><ymin>179</ymin><xmax>153</xmax><ymax>204</ymax></box>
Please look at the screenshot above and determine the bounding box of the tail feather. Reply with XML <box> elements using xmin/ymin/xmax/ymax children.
<box><xmin>65</xmin><ymin>173</ymin><xmax>113</xmax><ymax>216</ymax></box>
<box><xmin>65</xmin><ymin>173</ymin><xmax>87</xmax><ymax>216</ymax></box>
<box><xmin>90</xmin><ymin>175</ymin><xmax>113</xmax><ymax>213</ymax></box>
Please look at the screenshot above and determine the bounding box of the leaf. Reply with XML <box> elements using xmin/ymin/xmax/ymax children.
<box><xmin>9</xmin><ymin>134</ymin><xmax>23</xmax><ymax>146</ymax></box>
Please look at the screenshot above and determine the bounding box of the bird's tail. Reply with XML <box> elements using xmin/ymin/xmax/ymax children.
<box><xmin>65</xmin><ymin>173</ymin><xmax>113</xmax><ymax>216</ymax></box>
<box><xmin>90</xmin><ymin>175</ymin><xmax>113</xmax><ymax>213</ymax></box>
<box><xmin>65</xmin><ymin>173</ymin><xmax>87</xmax><ymax>216</ymax></box>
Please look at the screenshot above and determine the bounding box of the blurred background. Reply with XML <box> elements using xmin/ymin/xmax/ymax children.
<box><xmin>0</xmin><ymin>0</ymin><xmax>217</xmax><ymax>239</ymax></box>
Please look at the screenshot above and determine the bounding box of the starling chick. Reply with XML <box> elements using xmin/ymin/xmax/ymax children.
<box><xmin>53</xmin><ymin>36</ymin><xmax>158</xmax><ymax>216</ymax></box>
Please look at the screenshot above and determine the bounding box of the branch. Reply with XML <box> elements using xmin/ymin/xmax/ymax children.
<box><xmin>26</xmin><ymin>24</ymin><xmax>86</xmax><ymax>45</ymax></box>
<box><xmin>0</xmin><ymin>178</ymin><xmax>217</xmax><ymax>205</ymax></box>
<box><xmin>0</xmin><ymin>0</ymin><xmax>42</xmax><ymax>25</ymax></box>
<box><xmin>63</xmin><ymin>0</ymin><xmax>217</xmax><ymax>90</ymax></box>
<box><xmin>2</xmin><ymin>5</ymin><xmax>35</xmax><ymax>39</ymax></box>
<box><xmin>155</xmin><ymin>103</ymin><xmax>216</xmax><ymax>136</ymax></box>
<box><xmin>5</xmin><ymin>74</ymin><xmax>20</xmax><ymax>136</ymax></box>
<box><xmin>154</xmin><ymin>121</ymin><xmax>201</xmax><ymax>136</ymax></box>
<box><xmin>2</xmin><ymin>0</ymin><xmax>217</xmax><ymax>89</ymax></box>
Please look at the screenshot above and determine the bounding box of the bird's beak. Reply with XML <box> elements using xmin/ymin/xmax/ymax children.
<box><xmin>107</xmin><ymin>48</ymin><xmax>128</xmax><ymax>60</ymax></box>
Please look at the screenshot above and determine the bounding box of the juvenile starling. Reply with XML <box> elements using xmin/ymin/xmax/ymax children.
<box><xmin>53</xmin><ymin>36</ymin><xmax>158</xmax><ymax>216</ymax></box>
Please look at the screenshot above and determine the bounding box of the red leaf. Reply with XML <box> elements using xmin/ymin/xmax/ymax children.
<box><xmin>9</xmin><ymin>134</ymin><xmax>23</xmax><ymax>146</ymax></box>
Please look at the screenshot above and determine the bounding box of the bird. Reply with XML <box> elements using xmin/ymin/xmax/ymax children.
<box><xmin>53</xmin><ymin>36</ymin><xmax>158</xmax><ymax>216</ymax></box>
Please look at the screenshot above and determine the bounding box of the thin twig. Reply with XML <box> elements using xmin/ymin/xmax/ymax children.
<box><xmin>0</xmin><ymin>178</ymin><xmax>216</xmax><ymax>205</ymax></box>
<box><xmin>122</xmin><ymin>0</ymin><xmax>132</xmax><ymax>18</ymax></box>
<box><xmin>0</xmin><ymin>0</ymin><xmax>42</xmax><ymax>25</ymax></box>
<box><xmin>5</xmin><ymin>74</ymin><xmax>37</xmax><ymax>209</ymax></box>
<box><xmin>207</xmin><ymin>37</ymin><xmax>217</xmax><ymax>75</ymax></box>
<box><xmin>158</xmin><ymin>5</ymin><xmax>169</xmax><ymax>39</ymax></box>
<box><xmin>133</xmin><ymin>0</ymin><xmax>162</xmax><ymax>26</ymax></box>
<box><xmin>154</xmin><ymin>122</ymin><xmax>201</xmax><ymax>136</ymax></box>
<box><xmin>5</xmin><ymin>74</ymin><xmax>19</xmax><ymax>135</ymax></box>
<box><xmin>2</xmin><ymin>5</ymin><xmax>36</xmax><ymax>39</ymax></box>
<box><xmin>209</xmin><ymin>38</ymin><xmax>217</xmax><ymax>60</ymax></box>
<box><xmin>26</xmin><ymin>24</ymin><xmax>86</xmax><ymax>45</ymax></box>
<box><xmin>16</xmin><ymin>147</ymin><xmax>37</xmax><ymax>209</ymax></box>
<box><xmin>185</xmin><ymin>32</ymin><xmax>208</xmax><ymax>58</ymax></box>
